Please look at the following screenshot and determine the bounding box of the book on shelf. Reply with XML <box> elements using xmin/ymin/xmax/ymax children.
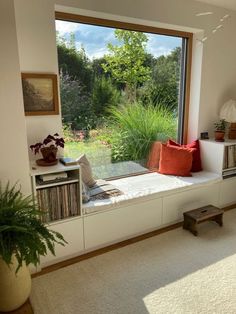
<box><xmin>223</xmin><ymin>145</ymin><xmax>236</xmax><ymax>170</ymax></box>
<box><xmin>227</xmin><ymin>145</ymin><xmax>235</xmax><ymax>168</ymax></box>
<box><xmin>59</xmin><ymin>157</ymin><xmax>78</xmax><ymax>166</ymax></box>
<box><xmin>223</xmin><ymin>146</ymin><xmax>228</xmax><ymax>169</ymax></box>
<box><xmin>37</xmin><ymin>182</ymin><xmax>80</xmax><ymax>222</ymax></box>
<box><xmin>222</xmin><ymin>168</ymin><xmax>236</xmax><ymax>178</ymax></box>
<box><xmin>39</xmin><ymin>172</ymin><xmax>68</xmax><ymax>182</ymax></box>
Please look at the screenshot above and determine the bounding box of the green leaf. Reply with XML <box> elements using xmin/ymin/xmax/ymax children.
<box><xmin>0</xmin><ymin>182</ymin><xmax>67</xmax><ymax>272</ymax></box>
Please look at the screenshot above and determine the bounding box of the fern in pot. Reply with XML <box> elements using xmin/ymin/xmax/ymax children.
<box><xmin>0</xmin><ymin>182</ymin><xmax>66</xmax><ymax>312</ymax></box>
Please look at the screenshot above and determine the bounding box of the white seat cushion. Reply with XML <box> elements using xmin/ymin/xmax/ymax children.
<box><xmin>82</xmin><ymin>171</ymin><xmax>221</xmax><ymax>215</ymax></box>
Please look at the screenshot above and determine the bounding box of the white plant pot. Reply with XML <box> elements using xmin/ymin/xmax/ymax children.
<box><xmin>0</xmin><ymin>255</ymin><xmax>31</xmax><ymax>312</ymax></box>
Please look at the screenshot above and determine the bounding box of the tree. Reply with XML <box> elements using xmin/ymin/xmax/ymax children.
<box><xmin>102</xmin><ymin>30</ymin><xmax>151</xmax><ymax>102</ymax></box>
<box><xmin>92</xmin><ymin>57</ymin><xmax>107</xmax><ymax>78</ymax></box>
<box><xmin>153</xmin><ymin>47</ymin><xmax>181</xmax><ymax>110</ymax></box>
<box><xmin>139</xmin><ymin>47</ymin><xmax>181</xmax><ymax>113</ymax></box>
<box><xmin>60</xmin><ymin>73</ymin><xmax>96</xmax><ymax>130</ymax></box>
<box><xmin>57</xmin><ymin>33</ymin><xmax>93</xmax><ymax>93</ymax></box>
<box><xmin>92</xmin><ymin>76</ymin><xmax>121</xmax><ymax>116</ymax></box>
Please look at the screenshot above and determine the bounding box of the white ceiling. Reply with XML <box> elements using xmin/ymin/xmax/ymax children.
<box><xmin>195</xmin><ymin>0</ymin><xmax>236</xmax><ymax>11</ymax></box>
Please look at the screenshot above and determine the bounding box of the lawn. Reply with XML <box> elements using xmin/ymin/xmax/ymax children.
<box><xmin>64</xmin><ymin>140</ymin><xmax>111</xmax><ymax>165</ymax></box>
<box><xmin>63</xmin><ymin>140</ymin><xmax>148</xmax><ymax>179</ymax></box>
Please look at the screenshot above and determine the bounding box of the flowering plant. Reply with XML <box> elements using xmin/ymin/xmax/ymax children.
<box><xmin>30</xmin><ymin>133</ymin><xmax>65</xmax><ymax>155</ymax></box>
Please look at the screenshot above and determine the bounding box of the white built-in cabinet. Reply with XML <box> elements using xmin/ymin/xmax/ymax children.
<box><xmin>30</xmin><ymin>163</ymin><xmax>84</xmax><ymax>267</ymax></box>
<box><xmin>84</xmin><ymin>197</ymin><xmax>163</xmax><ymax>250</ymax></box>
<box><xmin>40</xmin><ymin>217</ymin><xmax>84</xmax><ymax>266</ymax></box>
<box><xmin>30</xmin><ymin>139</ymin><xmax>236</xmax><ymax>270</ymax></box>
<box><xmin>162</xmin><ymin>184</ymin><xmax>220</xmax><ymax>225</ymax></box>
<box><xmin>200</xmin><ymin>139</ymin><xmax>236</xmax><ymax>207</ymax></box>
<box><xmin>200</xmin><ymin>139</ymin><xmax>236</xmax><ymax>176</ymax></box>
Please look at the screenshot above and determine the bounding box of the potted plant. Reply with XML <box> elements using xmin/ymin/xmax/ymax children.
<box><xmin>30</xmin><ymin>133</ymin><xmax>65</xmax><ymax>166</ymax></box>
<box><xmin>214</xmin><ymin>119</ymin><xmax>227</xmax><ymax>142</ymax></box>
<box><xmin>0</xmin><ymin>182</ymin><xmax>66</xmax><ymax>312</ymax></box>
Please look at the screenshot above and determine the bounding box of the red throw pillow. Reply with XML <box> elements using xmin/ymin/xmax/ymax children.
<box><xmin>168</xmin><ymin>139</ymin><xmax>202</xmax><ymax>172</ymax></box>
<box><xmin>159</xmin><ymin>144</ymin><xmax>194</xmax><ymax>177</ymax></box>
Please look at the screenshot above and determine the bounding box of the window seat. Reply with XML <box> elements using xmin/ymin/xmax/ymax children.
<box><xmin>83</xmin><ymin>171</ymin><xmax>222</xmax><ymax>215</ymax></box>
<box><xmin>41</xmin><ymin>170</ymin><xmax>224</xmax><ymax>268</ymax></box>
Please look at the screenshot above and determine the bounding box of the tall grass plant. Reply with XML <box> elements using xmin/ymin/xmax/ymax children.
<box><xmin>109</xmin><ymin>102</ymin><xmax>177</xmax><ymax>161</ymax></box>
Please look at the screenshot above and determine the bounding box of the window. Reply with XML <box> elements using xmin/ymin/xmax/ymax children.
<box><xmin>55</xmin><ymin>13</ymin><xmax>192</xmax><ymax>179</ymax></box>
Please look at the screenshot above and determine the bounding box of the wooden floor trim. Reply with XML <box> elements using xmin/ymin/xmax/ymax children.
<box><xmin>32</xmin><ymin>222</ymin><xmax>181</xmax><ymax>278</ymax></box>
<box><xmin>222</xmin><ymin>204</ymin><xmax>236</xmax><ymax>211</ymax></box>
<box><xmin>32</xmin><ymin>204</ymin><xmax>236</xmax><ymax>278</ymax></box>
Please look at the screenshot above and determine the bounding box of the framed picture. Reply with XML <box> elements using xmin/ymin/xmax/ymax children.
<box><xmin>21</xmin><ymin>73</ymin><xmax>59</xmax><ymax>116</ymax></box>
<box><xmin>200</xmin><ymin>132</ymin><xmax>209</xmax><ymax>140</ymax></box>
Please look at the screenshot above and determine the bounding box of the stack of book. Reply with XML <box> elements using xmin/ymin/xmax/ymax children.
<box><xmin>223</xmin><ymin>145</ymin><xmax>236</xmax><ymax>178</ymax></box>
<box><xmin>37</xmin><ymin>183</ymin><xmax>80</xmax><ymax>222</ymax></box>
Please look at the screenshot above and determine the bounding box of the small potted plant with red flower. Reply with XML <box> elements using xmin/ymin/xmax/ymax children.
<box><xmin>30</xmin><ymin>133</ymin><xmax>65</xmax><ymax>166</ymax></box>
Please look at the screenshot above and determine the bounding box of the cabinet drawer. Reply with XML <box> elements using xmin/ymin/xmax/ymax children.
<box><xmin>163</xmin><ymin>184</ymin><xmax>220</xmax><ymax>225</ymax></box>
<box><xmin>219</xmin><ymin>177</ymin><xmax>236</xmax><ymax>207</ymax></box>
<box><xmin>40</xmin><ymin>217</ymin><xmax>84</xmax><ymax>267</ymax></box>
<box><xmin>84</xmin><ymin>198</ymin><xmax>162</xmax><ymax>250</ymax></box>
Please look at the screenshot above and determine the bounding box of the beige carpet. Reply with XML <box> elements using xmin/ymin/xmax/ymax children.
<box><xmin>31</xmin><ymin>209</ymin><xmax>236</xmax><ymax>314</ymax></box>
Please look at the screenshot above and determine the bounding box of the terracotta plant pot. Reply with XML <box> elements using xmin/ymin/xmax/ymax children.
<box><xmin>41</xmin><ymin>145</ymin><xmax>58</xmax><ymax>162</ymax></box>
<box><xmin>0</xmin><ymin>255</ymin><xmax>31</xmax><ymax>312</ymax></box>
<box><xmin>214</xmin><ymin>131</ymin><xmax>225</xmax><ymax>142</ymax></box>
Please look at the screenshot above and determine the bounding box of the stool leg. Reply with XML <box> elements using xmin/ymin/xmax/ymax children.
<box><xmin>183</xmin><ymin>218</ymin><xmax>189</xmax><ymax>230</ymax></box>
<box><xmin>183</xmin><ymin>217</ymin><xmax>198</xmax><ymax>236</ymax></box>
<box><xmin>189</xmin><ymin>221</ymin><xmax>198</xmax><ymax>236</ymax></box>
<box><xmin>214</xmin><ymin>214</ymin><xmax>223</xmax><ymax>227</ymax></box>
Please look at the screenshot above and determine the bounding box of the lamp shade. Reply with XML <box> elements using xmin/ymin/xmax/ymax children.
<box><xmin>220</xmin><ymin>99</ymin><xmax>236</xmax><ymax>123</ymax></box>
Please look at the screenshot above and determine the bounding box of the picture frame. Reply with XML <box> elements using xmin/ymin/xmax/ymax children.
<box><xmin>200</xmin><ymin>132</ymin><xmax>209</xmax><ymax>140</ymax></box>
<box><xmin>21</xmin><ymin>73</ymin><xmax>59</xmax><ymax>116</ymax></box>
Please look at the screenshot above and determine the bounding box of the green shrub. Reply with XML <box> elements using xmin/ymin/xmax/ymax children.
<box><xmin>109</xmin><ymin>102</ymin><xmax>177</xmax><ymax>162</ymax></box>
<box><xmin>60</xmin><ymin>73</ymin><xmax>96</xmax><ymax>130</ymax></box>
<box><xmin>92</xmin><ymin>76</ymin><xmax>121</xmax><ymax>116</ymax></box>
<box><xmin>62</xmin><ymin>123</ymin><xmax>77</xmax><ymax>142</ymax></box>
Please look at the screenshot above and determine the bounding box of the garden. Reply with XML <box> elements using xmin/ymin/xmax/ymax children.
<box><xmin>57</xmin><ymin>27</ymin><xmax>180</xmax><ymax>178</ymax></box>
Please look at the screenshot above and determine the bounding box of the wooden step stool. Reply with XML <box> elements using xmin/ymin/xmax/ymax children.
<box><xmin>183</xmin><ymin>205</ymin><xmax>224</xmax><ymax>236</ymax></box>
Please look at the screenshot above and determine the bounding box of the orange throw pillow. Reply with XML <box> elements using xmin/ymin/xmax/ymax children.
<box><xmin>147</xmin><ymin>141</ymin><xmax>162</xmax><ymax>171</ymax></box>
<box><xmin>168</xmin><ymin>139</ymin><xmax>202</xmax><ymax>172</ymax></box>
<box><xmin>159</xmin><ymin>144</ymin><xmax>194</xmax><ymax>177</ymax></box>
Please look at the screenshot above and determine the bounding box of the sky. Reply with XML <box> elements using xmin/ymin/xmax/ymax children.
<box><xmin>55</xmin><ymin>20</ymin><xmax>182</xmax><ymax>60</ymax></box>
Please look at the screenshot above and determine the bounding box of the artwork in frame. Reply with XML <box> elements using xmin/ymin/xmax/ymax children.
<box><xmin>21</xmin><ymin>73</ymin><xmax>59</xmax><ymax>116</ymax></box>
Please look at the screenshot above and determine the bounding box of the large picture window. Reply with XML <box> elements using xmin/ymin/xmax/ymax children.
<box><xmin>55</xmin><ymin>13</ymin><xmax>192</xmax><ymax>179</ymax></box>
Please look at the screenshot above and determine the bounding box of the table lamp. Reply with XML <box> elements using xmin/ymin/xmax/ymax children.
<box><xmin>220</xmin><ymin>99</ymin><xmax>236</xmax><ymax>139</ymax></box>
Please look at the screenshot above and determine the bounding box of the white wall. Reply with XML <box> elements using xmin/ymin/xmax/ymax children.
<box><xmin>0</xmin><ymin>0</ymin><xmax>31</xmax><ymax>194</ymax></box>
<box><xmin>14</xmin><ymin>0</ymin><xmax>62</xmax><ymax>159</ymax></box>
<box><xmin>198</xmin><ymin>24</ymin><xmax>236</xmax><ymax>137</ymax></box>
